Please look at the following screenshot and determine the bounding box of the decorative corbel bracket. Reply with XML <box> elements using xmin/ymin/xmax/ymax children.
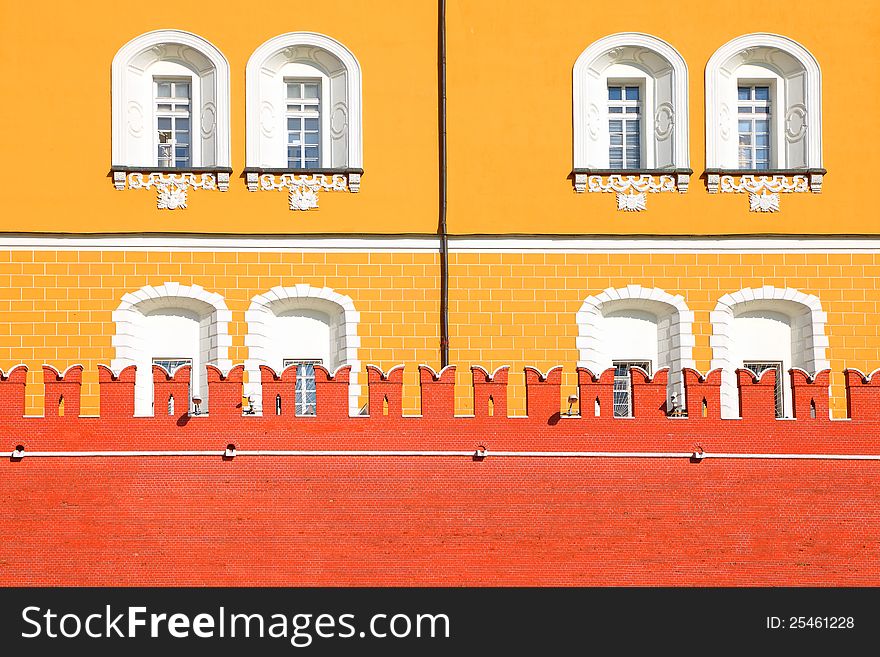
<box><xmin>572</xmin><ymin>169</ymin><xmax>691</xmax><ymax>212</ymax></box>
<box><xmin>705</xmin><ymin>169</ymin><xmax>825</xmax><ymax>212</ymax></box>
<box><xmin>111</xmin><ymin>167</ymin><xmax>231</xmax><ymax>210</ymax></box>
<box><xmin>244</xmin><ymin>168</ymin><xmax>363</xmax><ymax>211</ymax></box>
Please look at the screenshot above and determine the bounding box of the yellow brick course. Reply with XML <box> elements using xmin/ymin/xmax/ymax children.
<box><xmin>1</xmin><ymin>250</ymin><xmax>880</xmax><ymax>418</ymax></box>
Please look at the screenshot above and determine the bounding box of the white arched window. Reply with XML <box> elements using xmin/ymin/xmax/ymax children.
<box><xmin>244</xmin><ymin>285</ymin><xmax>361</xmax><ymax>415</ymax></box>
<box><xmin>111</xmin><ymin>30</ymin><xmax>231</xmax><ymax>205</ymax></box>
<box><xmin>705</xmin><ymin>34</ymin><xmax>824</xmax><ymax>210</ymax></box>
<box><xmin>576</xmin><ymin>285</ymin><xmax>695</xmax><ymax>414</ymax></box>
<box><xmin>111</xmin><ymin>283</ymin><xmax>232</xmax><ymax>416</ymax></box>
<box><xmin>710</xmin><ymin>287</ymin><xmax>830</xmax><ymax>418</ymax></box>
<box><xmin>573</xmin><ymin>33</ymin><xmax>690</xmax><ymax>208</ymax></box>
<box><xmin>245</xmin><ymin>33</ymin><xmax>363</xmax><ymax>208</ymax></box>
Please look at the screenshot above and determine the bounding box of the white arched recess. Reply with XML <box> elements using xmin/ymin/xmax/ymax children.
<box><xmin>112</xmin><ymin>30</ymin><xmax>231</xmax><ymax>167</ymax></box>
<box><xmin>244</xmin><ymin>285</ymin><xmax>361</xmax><ymax>415</ymax></box>
<box><xmin>573</xmin><ymin>33</ymin><xmax>689</xmax><ymax>169</ymax></box>
<box><xmin>710</xmin><ymin>287</ymin><xmax>830</xmax><ymax>419</ymax></box>
<box><xmin>706</xmin><ymin>33</ymin><xmax>822</xmax><ymax>169</ymax></box>
<box><xmin>246</xmin><ymin>32</ymin><xmax>362</xmax><ymax>168</ymax></box>
<box><xmin>576</xmin><ymin>285</ymin><xmax>695</xmax><ymax>407</ymax></box>
<box><xmin>111</xmin><ymin>283</ymin><xmax>233</xmax><ymax>416</ymax></box>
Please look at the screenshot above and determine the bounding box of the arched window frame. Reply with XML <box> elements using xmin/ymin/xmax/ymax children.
<box><xmin>111</xmin><ymin>30</ymin><xmax>232</xmax><ymax>207</ymax></box>
<box><xmin>245</xmin><ymin>32</ymin><xmax>363</xmax><ymax>210</ymax></box>
<box><xmin>710</xmin><ymin>286</ymin><xmax>830</xmax><ymax>419</ymax></box>
<box><xmin>576</xmin><ymin>285</ymin><xmax>696</xmax><ymax>411</ymax></box>
<box><xmin>111</xmin><ymin>282</ymin><xmax>232</xmax><ymax>416</ymax></box>
<box><xmin>705</xmin><ymin>33</ymin><xmax>825</xmax><ymax>211</ymax></box>
<box><xmin>573</xmin><ymin>33</ymin><xmax>691</xmax><ymax>211</ymax></box>
<box><xmin>244</xmin><ymin>284</ymin><xmax>361</xmax><ymax>416</ymax></box>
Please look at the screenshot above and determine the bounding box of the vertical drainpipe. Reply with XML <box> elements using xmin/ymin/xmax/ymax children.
<box><xmin>439</xmin><ymin>0</ymin><xmax>450</xmax><ymax>368</ymax></box>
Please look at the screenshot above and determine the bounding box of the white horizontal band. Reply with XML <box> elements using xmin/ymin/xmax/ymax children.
<box><xmin>1</xmin><ymin>235</ymin><xmax>880</xmax><ymax>253</ymax></box>
<box><xmin>8</xmin><ymin>449</ymin><xmax>880</xmax><ymax>461</ymax></box>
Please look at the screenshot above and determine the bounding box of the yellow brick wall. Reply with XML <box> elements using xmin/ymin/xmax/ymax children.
<box><xmin>1</xmin><ymin>250</ymin><xmax>878</xmax><ymax>418</ymax></box>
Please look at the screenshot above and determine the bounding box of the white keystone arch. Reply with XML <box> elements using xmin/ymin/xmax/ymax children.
<box><xmin>710</xmin><ymin>286</ymin><xmax>830</xmax><ymax>418</ymax></box>
<box><xmin>574</xmin><ymin>32</ymin><xmax>689</xmax><ymax>170</ymax></box>
<box><xmin>576</xmin><ymin>285</ymin><xmax>695</xmax><ymax>407</ymax></box>
<box><xmin>244</xmin><ymin>284</ymin><xmax>361</xmax><ymax>416</ymax></box>
<box><xmin>111</xmin><ymin>282</ymin><xmax>233</xmax><ymax>416</ymax></box>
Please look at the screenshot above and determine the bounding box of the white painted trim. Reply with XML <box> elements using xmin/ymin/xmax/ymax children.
<box><xmin>710</xmin><ymin>286</ymin><xmax>830</xmax><ymax>419</ymax></box>
<box><xmin>576</xmin><ymin>285</ymin><xmax>695</xmax><ymax>407</ymax></box>
<box><xmin>244</xmin><ymin>284</ymin><xmax>361</xmax><ymax>416</ymax></box>
<box><xmin>112</xmin><ymin>29</ymin><xmax>231</xmax><ymax>167</ymax></box>
<box><xmin>8</xmin><ymin>449</ymin><xmax>880</xmax><ymax>461</ymax></box>
<box><xmin>111</xmin><ymin>282</ymin><xmax>232</xmax><ymax>416</ymax></box>
<box><xmin>574</xmin><ymin>32</ymin><xmax>689</xmax><ymax>169</ymax></box>
<box><xmin>246</xmin><ymin>32</ymin><xmax>362</xmax><ymax>168</ymax></box>
<box><xmin>705</xmin><ymin>33</ymin><xmax>822</xmax><ymax>169</ymax></box>
<box><xmin>3</xmin><ymin>235</ymin><xmax>880</xmax><ymax>253</ymax></box>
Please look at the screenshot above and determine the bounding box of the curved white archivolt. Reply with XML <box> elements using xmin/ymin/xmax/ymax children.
<box><xmin>710</xmin><ymin>286</ymin><xmax>830</xmax><ymax>418</ymax></box>
<box><xmin>576</xmin><ymin>285</ymin><xmax>695</xmax><ymax>406</ymax></box>
<box><xmin>706</xmin><ymin>33</ymin><xmax>822</xmax><ymax>169</ymax></box>
<box><xmin>573</xmin><ymin>32</ymin><xmax>689</xmax><ymax>169</ymax></box>
<box><xmin>244</xmin><ymin>284</ymin><xmax>361</xmax><ymax>415</ymax></box>
<box><xmin>246</xmin><ymin>32</ymin><xmax>362</xmax><ymax>168</ymax></box>
<box><xmin>112</xmin><ymin>30</ymin><xmax>231</xmax><ymax>168</ymax></box>
<box><xmin>111</xmin><ymin>282</ymin><xmax>233</xmax><ymax>416</ymax></box>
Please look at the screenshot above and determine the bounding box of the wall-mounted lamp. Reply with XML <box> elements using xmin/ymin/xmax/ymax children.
<box><xmin>566</xmin><ymin>394</ymin><xmax>579</xmax><ymax>416</ymax></box>
<box><xmin>224</xmin><ymin>444</ymin><xmax>236</xmax><ymax>458</ymax></box>
<box><xmin>474</xmin><ymin>445</ymin><xmax>488</xmax><ymax>460</ymax></box>
<box><xmin>192</xmin><ymin>396</ymin><xmax>202</xmax><ymax>415</ymax></box>
<box><xmin>11</xmin><ymin>445</ymin><xmax>24</xmax><ymax>460</ymax></box>
<box><xmin>243</xmin><ymin>395</ymin><xmax>256</xmax><ymax>415</ymax></box>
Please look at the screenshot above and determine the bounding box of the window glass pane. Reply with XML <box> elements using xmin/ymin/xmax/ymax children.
<box><xmin>756</xmin><ymin>148</ymin><xmax>769</xmax><ymax>160</ymax></box>
<box><xmin>175</xmin><ymin>147</ymin><xmax>188</xmax><ymax>158</ymax></box>
<box><xmin>755</xmin><ymin>133</ymin><xmax>768</xmax><ymax>146</ymax></box>
<box><xmin>288</xmin><ymin>133</ymin><xmax>300</xmax><ymax>144</ymax></box>
<box><xmin>157</xmin><ymin>82</ymin><xmax>171</xmax><ymax>97</ymax></box>
<box><xmin>625</xmin><ymin>107</ymin><xmax>639</xmax><ymax>114</ymax></box>
<box><xmin>174</xmin><ymin>83</ymin><xmax>189</xmax><ymax>99</ymax></box>
<box><xmin>609</xmin><ymin>147</ymin><xmax>623</xmax><ymax>159</ymax></box>
<box><xmin>608</xmin><ymin>106</ymin><xmax>623</xmax><ymax>114</ymax></box>
<box><xmin>158</xmin><ymin>117</ymin><xmax>172</xmax><ymax>130</ymax></box>
<box><xmin>625</xmin><ymin>120</ymin><xmax>639</xmax><ymax>132</ymax></box>
<box><xmin>304</xmin><ymin>118</ymin><xmax>319</xmax><ymax>131</ymax></box>
<box><xmin>738</xmin><ymin>120</ymin><xmax>751</xmax><ymax>133</ymax></box>
<box><xmin>739</xmin><ymin>133</ymin><xmax>751</xmax><ymax>145</ymax></box>
<box><xmin>175</xmin><ymin>131</ymin><xmax>188</xmax><ymax>144</ymax></box>
<box><xmin>738</xmin><ymin>106</ymin><xmax>752</xmax><ymax>113</ymax></box>
<box><xmin>608</xmin><ymin>120</ymin><xmax>622</xmax><ymax>132</ymax></box>
<box><xmin>626</xmin><ymin>133</ymin><xmax>639</xmax><ymax>146</ymax></box>
<box><xmin>305</xmin><ymin>147</ymin><xmax>319</xmax><ymax>159</ymax></box>
<box><xmin>755</xmin><ymin>120</ymin><xmax>769</xmax><ymax>132</ymax></box>
<box><xmin>287</xmin><ymin>84</ymin><xmax>301</xmax><ymax>99</ymax></box>
<box><xmin>608</xmin><ymin>86</ymin><xmax>621</xmax><ymax>101</ymax></box>
<box><xmin>158</xmin><ymin>103</ymin><xmax>172</xmax><ymax>112</ymax></box>
<box><xmin>305</xmin><ymin>133</ymin><xmax>319</xmax><ymax>145</ymax></box>
<box><xmin>288</xmin><ymin>118</ymin><xmax>301</xmax><ymax>130</ymax></box>
<box><xmin>755</xmin><ymin>86</ymin><xmax>770</xmax><ymax>100</ymax></box>
<box><xmin>304</xmin><ymin>83</ymin><xmax>319</xmax><ymax>99</ymax></box>
<box><xmin>625</xmin><ymin>86</ymin><xmax>639</xmax><ymax>100</ymax></box>
<box><xmin>609</xmin><ymin>134</ymin><xmax>623</xmax><ymax>146</ymax></box>
<box><xmin>738</xmin><ymin>87</ymin><xmax>750</xmax><ymax>101</ymax></box>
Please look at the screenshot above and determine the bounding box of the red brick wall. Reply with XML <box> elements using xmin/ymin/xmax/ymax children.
<box><xmin>0</xmin><ymin>363</ymin><xmax>878</xmax><ymax>586</ymax></box>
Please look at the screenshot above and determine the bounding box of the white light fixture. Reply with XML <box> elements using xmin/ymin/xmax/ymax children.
<box><xmin>566</xmin><ymin>394</ymin><xmax>579</xmax><ymax>416</ymax></box>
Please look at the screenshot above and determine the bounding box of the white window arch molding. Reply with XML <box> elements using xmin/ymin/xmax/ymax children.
<box><xmin>111</xmin><ymin>30</ymin><xmax>232</xmax><ymax>209</ymax></box>
<box><xmin>244</xmin><ymin>284</ymin><xmax>361</xmax><ymax>416</ymax></box>
<box><xmin>111</xmin><ymin>282</ymin><xmax>233</xmax><ymax>416</ymax></box>
<box><xmin>245</xmin><ymin>32</ymin><xmax>363</xmax><ymax>210</ymax></box>
<box><xmin>705</xmin><ymin>33</ymin><xmax>825</xmax><ymax>212</ymax></box>
<box><xmin>710</xmin><ymin>286</ymin><xmax>830</xmax><ymax>419</ymax></box>
<box><xmin>576</xmin><ymin>285</ymin><xmax>696</xmax><ymax>410</ymax></box>
<box><xmin>573</xmin><ymin>33</ymin><xmax>691</xmax><ymax>211</ymax></box>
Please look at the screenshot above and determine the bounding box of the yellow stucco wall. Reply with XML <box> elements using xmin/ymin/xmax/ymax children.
<box><xmin>0</xmin><ymin>0</ymin><xmax>876</xmax><ymax>234</ymax></box>
<box><xmin>1</xmin><ymin>249</ymin><xmax>878</xmax><ymax>418</ymax></box>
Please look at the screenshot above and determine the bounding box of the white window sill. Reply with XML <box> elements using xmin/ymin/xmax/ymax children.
<box><xmin>111</xmin><ymin>166</ymin><xmax>232</xmax><ymax>210</ymax></box>
<box><xmin>243</xmin><ymin>167</ymin><xmax>363</xmax><ymax>211</ymax></box>
<box><xmin>572</xmin><ymin>168</ymin><xmax>692</xmax><ymax>212</ymax></box>
<box><xmin>705</xmin><ymin>168</ymin><xmax>826</xmax><ymax>212</ymax></box>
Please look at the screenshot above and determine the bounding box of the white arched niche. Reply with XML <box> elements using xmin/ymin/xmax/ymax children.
<box><xmin>246</xmin><ymin>32</ymin><xmax>362</xmax><ymax>169</ymax></box>
<box><xmin>112</xmin><ymin>30</ymin><xmax>231</xmax><ymax>168</ymax></box>
<box><xmin>706</xmin><ymin>33</ymin><xmax>822</xmax><ymax>170</ymax></box>
<box><xmin>710</xmin><ymin>287</ymin><xmax>830</xmax><ymax>419</ymax></box>
<box><xmin>573</xmin><ymin>32</ymin><xmax>689</xmax><ymax>170</ymax></box>
<box><xmin>576</xmin><ymin>285</ymin><xmax>695</xmax><ymax>409</ymax></box>
<box><xmin>244</xmin><ymin>285</ymin><xmax>361</xmax><ymax>415</ymax></box>
<box><xmin>111</xmin><ymin>283</ymin><xmax>233</xmax><ymax>416</ymax></box>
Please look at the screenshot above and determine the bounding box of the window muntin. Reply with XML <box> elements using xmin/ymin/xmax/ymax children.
<box><xmin>612</xmin><ymin>360</ymin><xmax>651</xmax><ymax>418</ymax></box>
<box><xmin>737</xmin><ymin>85</ymin><xmax>770</xmax><ymax>169</ymax></box>
<box><xmin>286</xmin><ymin>80</ymin><xmax>321</xmax><ymax>169</ymax></box>
<box><xmin>283</xmin><ymin>358</ymin><xmax>322</xmax><ymax>416</ymax></box>
<box><xmin>608</xmin><ymin>85</ymin><xmax>641</xmax><ymax>169</ymax></box>
<box><xmin>743</xmin><ymin>360</ymin><xmax>783</xmax><ymax>418</ymax></box>
<box><xmin>155</xmin><ymin>79</ymin><xmax>192</xmax><ymax>168</ymax></box>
